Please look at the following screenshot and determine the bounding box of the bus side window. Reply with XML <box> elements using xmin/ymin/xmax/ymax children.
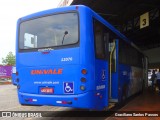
<box><xmin>94</xmin><ymin>19</ymin><xmax>117</xmax><ymax>61</ymax></box>
<box><xmin>94</xmin><ymin>20</ymin><xmax>105</xmax><ymax>59</ymax></box>
<box><xmin>104</xmin><ymin>33</ymin><xmax>109</xmax><ymax>57</ymax></box>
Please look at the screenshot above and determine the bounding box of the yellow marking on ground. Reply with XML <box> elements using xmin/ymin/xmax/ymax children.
<box><xmin>108</xmin><ymin>103</ymin><xmax>115</xmax><ymax>109</ymax></box>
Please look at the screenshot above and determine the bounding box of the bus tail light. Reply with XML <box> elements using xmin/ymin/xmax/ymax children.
<box><xmin>80</xmin><ymin>85</ymin><xmax>86</xmax><ymax>91</ymax></box>
<box><xmin>62</xmin><ymin>101</ymin><xmax>67</xmax><ymax>104</ymax></box>
<box><xmin>81</xmin><ymin>69</ymin><xmax>87</xmax><ymax>74</ymax></box>
<box><xmin>16</xmin><ymin>71</ymin><xmax>18</xmax><ymax>76</ymax></box>
<box><xmin>100</xmin><ymin>95</ymin><xmax>103</xmax><ymax>99</ymax></box>
<box><xmin>74</xmin><ymin>98</ymin><xmax>78</xmax><ymax>100</ymax></box>
<box><xmin>81</xmin><ymin>77</ymin><xmax>86</xmax><ymax>82</ymax></box>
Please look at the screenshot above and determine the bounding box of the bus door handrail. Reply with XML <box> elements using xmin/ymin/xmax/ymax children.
<box><xmin>109</xmin><ymin>40</ymin><xmax>116</xmax><ymax>99</ymax></box>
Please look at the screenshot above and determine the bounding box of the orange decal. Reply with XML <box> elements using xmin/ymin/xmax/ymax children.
<box><xmin>58</xmin><ymin>69</ymin><xmax>63</xmax><ymax>74</ymax></box>
<box><xmin>31</xmin><ymin>70</ymin><xmax>43</xmax><ymax>74</ymax></box>
<box><xmin>43</xmin><ymin>70</ymin><xmax>48</xmax><ymax>74</ymax></box>
<box><xmin>31</xmin><ymin>70</ymin><xmax>34</xmax><ymax>74</ymax></box>
<box><xmin>53</xmin><ymin>69</ymin><xmax>57</xmax><ymax>74</ymax></box>
<box><xmin>31</xmin><ymin>69</ymin><xmax>63</xmax><ymax>75</ymax></box>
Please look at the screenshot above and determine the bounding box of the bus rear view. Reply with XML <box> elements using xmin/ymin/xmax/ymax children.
<box><xmin>16</xmin><ymin>5</ymin><xmax>146</xmax><ymax>111</ymax></box>
<box><xmin>16</xmin><ymin>6</ymin><xmax>98</xmax><ymax>110</ymax></box>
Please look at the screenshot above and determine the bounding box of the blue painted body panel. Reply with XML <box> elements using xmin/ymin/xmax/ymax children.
<box><xmin>95</xmin><ymin>59</ymin><xmax>109</xmax><ymax>107</ymax></box>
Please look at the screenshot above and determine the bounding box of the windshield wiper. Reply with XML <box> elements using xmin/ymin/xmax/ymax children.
<box><xmin>62</xmin><ymin>31</ymin><xmax>68</xmax><ymax>45</ymax></box>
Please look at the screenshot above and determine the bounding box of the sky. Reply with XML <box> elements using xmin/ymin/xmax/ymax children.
<box><xmin>0</xmin><ymin>0</ymin><xmax>61</xmax><ymax>63</ymax></box>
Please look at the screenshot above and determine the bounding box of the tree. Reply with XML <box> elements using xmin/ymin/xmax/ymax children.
<box><xmin>2</xmin><ymin>52</ymin><xmax>15</xmax><ymax>65</ymax></box>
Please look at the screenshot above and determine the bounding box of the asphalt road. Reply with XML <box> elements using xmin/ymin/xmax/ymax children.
<box><xmin>0</xmin><ymin>85</ymin><xmax>105</xmax><ymax>120</ymax></box>
<box><xmin>2</xmin><ymin>85</ymin><xmax>158</xmax><ymax>120</ymax></box>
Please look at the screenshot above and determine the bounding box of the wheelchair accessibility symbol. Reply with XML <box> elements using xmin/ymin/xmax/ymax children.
<box><xmin>64</xmin><ymin>82</ymin><xmax>74</xmax><ymax>94</ymax></box>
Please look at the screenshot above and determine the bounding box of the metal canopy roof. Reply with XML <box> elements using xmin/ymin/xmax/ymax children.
<box><xmin>71</xmin><ymin>0</ymin><xmax>160</xmax><ymax>51</ymax></box>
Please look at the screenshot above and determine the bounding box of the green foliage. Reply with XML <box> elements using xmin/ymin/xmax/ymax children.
<box><xmin>2</xmin><ymin>52</ymin><xmax>15</xmax><ymax>65</ymax></box>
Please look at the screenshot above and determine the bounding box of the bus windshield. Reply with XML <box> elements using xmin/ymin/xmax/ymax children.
<box><xmin>19</xmin><ymin>12</ymin><xmax>78</xmax><ymax>51</ymax></box>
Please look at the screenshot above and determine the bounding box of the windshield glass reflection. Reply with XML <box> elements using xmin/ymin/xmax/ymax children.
<box><xmin>19</xmin><ymin>12</ymin><xmax>78</xmax><ymax>50</ymax></box>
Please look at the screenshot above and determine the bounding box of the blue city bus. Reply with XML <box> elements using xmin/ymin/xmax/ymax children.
<box><xmin>16</xmin><ymin>5</ymin><xmax>147</xmax><ymax>110</ymax></box>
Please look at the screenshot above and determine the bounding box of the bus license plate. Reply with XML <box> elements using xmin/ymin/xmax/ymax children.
<box><xmin>40</xmin><ymin>88</ymin><xmax>54</xmax><ymax>94</ymax></box>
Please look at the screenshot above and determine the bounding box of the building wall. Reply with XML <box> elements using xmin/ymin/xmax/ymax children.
<box><xmin>144</xmin><ymin>47</ymin><xmax>160</xmax><ymax>68</ymax></box>
<box><xmin>0</xmin><ymin>65</ymin><xmax>12</xmax><ymax>78</ymax></box>
<box><xmin>58</xmin><ymin>0</ymin><xmax>73</xmax><ymax>7</ymax></box>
